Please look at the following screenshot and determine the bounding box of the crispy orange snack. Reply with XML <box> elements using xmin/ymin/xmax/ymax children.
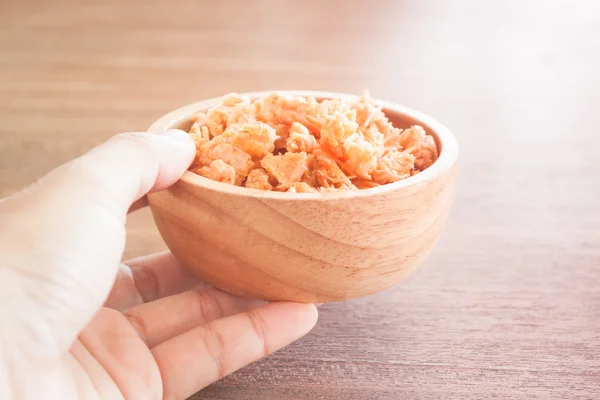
<box><xmin>198</xmin><ymin>139</ymin><xmax>253</xmax><ymax>185</ymax></box>
<box><xmin>244</xmin><ymin>168</ymin><xmax>273</xmax><ymax>191</ymax></box>
<box><xmin>195</xmin><ymin>160</ymin><xmax>236</xmax><ymax>184</ymax></box>
<box><xmin>261</xmin><ymin>152</ymin><xmax>309</xmax><ymax>189</ymax></box>
<box><xmin>372</xmin><ymin>150</ymin><xmax>416</xmax><ymax>184</ymax></box>
<box><xmin>186</xmin><ymin>91</ymin><xmax>439</xmax><ymax>192</ymax></box>
<box><xmin>399</xmin><ymin>126</ymin><xmax>439</xmax><ymax>171</ymax></box>
<box><xmin>221</xmin><ymin>122</ymin><xmax>277</xmax><ymax>161</ymax></box>
<box><xmin>287</xmin><ymin>182</ymin><xmax>318</xmax><ymax>193</ymax></box>
<box><xmin>286</xmin><ymin>122</ymin><xmax>317</xmax><ymax>153</ymax></box>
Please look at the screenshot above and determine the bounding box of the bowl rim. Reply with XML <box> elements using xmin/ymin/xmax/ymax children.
<box><xmin>148</xmin><ymin>90</ymin><xmax>458</xmax><ymax>200</ymax></box>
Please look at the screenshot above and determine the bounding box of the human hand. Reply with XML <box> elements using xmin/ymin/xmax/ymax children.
<box><xmin>0</xmin><ymin>130</ymin><xmax>318</xmax><ymax>400</ymax></box>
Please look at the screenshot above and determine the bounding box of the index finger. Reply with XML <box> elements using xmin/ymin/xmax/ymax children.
<box><xmin>151</xmin><ymin>302</ymin><xmax>318</xmax><ymax>399</ymax></box>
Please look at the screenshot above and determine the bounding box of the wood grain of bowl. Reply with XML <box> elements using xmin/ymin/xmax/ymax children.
<box><xmin>147</xmin><ymin>91</ymin><xmax>458</xmax><ymax>303</ymax></box>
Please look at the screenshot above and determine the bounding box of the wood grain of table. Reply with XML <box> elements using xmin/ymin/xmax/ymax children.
<box><xmin>1</xmin><ymin>0</ymin><xmax>599</xmax><ymax>398</ymax></box>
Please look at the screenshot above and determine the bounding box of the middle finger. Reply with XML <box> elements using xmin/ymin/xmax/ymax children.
<box><xmin>123</xmin><ymin>287</ymin><xmax>267</xmax><ymax>348</ymax></box>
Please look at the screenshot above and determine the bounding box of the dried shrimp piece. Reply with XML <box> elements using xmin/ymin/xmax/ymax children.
<box><xmin>313</xmin><ymin>150</ymin><xmax>353</xmax><ymax>189</ymax></box>
<box><xmin>222</xmin><ymin>93</ymin><xmax>250</xmax><ymax>107</ymax></box>
<box><xmin>188</xmin><ymin>122</ymin><xmax>211</xmax><ymax>169</ymax></box>
<box><xmin>228</xmin><ymin>100</ymin><xmax>257</xmax><ymax>126</ymax></box>
<box><xmin>343</xmin><ymin>135</ymin><xmax>379</xmax><ymax>179</ymax></box>
<box><xmin>205</xmin><ymin>94</ymin><xmax>256</xmax><ymax>136</ymax></box>
<box><xmin>206</xmin><ymin>107</ymin><xmax>230</xmax><ymax>136</ymax></box>
<box><xmin>382</xmin><ymin>128</ymin><xmax>403</xmax><ymax>150</ymax></box>
<box><xmin>361</xmin><ymin>124</ymin><xmax>385</xmax><ymax>153</ymax></box>
<box><xmin>351</xmin><ymin>91</ymin><xmax>396</xmax><ymax>136</ymax></box>
<box><xmin>286</xmin><ymin>122</ymin><xmax>317</xmax><ymax>153</ymax></box>
<box><xmin>352</xmin><ymin>179</ymin><xmax>381</xmax><ymax>189</ymax></box>
<box><xmin>372</xmin><ymin>150</ymin><xmax>415</xmax><ymax>184</ymax></box>
<box><xmin>319</xmin><ymin>113</ymin><xmax>359</xmax><ymax>160</ymax></box>
<box><xmin>244</xmin><ymin>168</ymin><xmax>273</xmax><ymax>191</ymax></box>
<box><xmin>261</xmin><ymin>151</ymin><xmax>309</xmax><ymax>188</ymax></box>
<box><xmin>399</xmin><ymin>126</ymin><xmax>439</xmax><ymax>170</ymax></box>
<box><xmin>189</xmin><ymin>122</ymin><xmax>210</xmax><ymax>148</ymax></box>
<box><xmin>221</xmin><ymin>122</ymin><xmax>277</xmax><ymax>161</ymax></box>
<box><xmin>191</xmin><ymin>112</ymin><xmax>209</xmax><ymax>127</ymax></box>
<box><xmin>255</xmin><ymin>92</ymin><xmax>321</xmax><ymax>134</ymax></box>
<box><xmin>199</xmin><ymin>138</ymin><xmax>254</xmax><ymax>185</ymax></box>
<box><xmin>318</xmin><ymin>183</ymin><xmax>358</xmax><ymax>192</ymax></box>
<box><xmin>301</xmin><ymin>153</ymin><xmax>318</xmax><ymax>187</ymax></box>
<box><xmin>195</xmin><ymin>160</ymin><xmax>236</xmax><ymax>185</ymax></box>
<box><xmin>287</xmin><ymin>182</ymin><xmax>318</xmax><ymax>193</ymax></box>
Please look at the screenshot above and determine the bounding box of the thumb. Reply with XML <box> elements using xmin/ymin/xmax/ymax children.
<box><xmin>37</xmin><ymin>129</ymin><xmax>195</xmax><ymax>220</ymax></box>
<box><xmin>5</xmin><ymin>129</ymin><xmax>195</xmax><ymax>220</ymax></box>
<box><xmin>0</xmin><ymin>130</ymin><xmax>195</xmax><ymax>358</ymax></box>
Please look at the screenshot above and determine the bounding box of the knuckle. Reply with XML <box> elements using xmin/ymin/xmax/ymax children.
<box><xmin>108</xmin><ymin>132</ymin><xmax>160</xmax><ymax>194</ymax></box>
<box><xmin>192</xmin><ymin>289</ymin><xmax>226</xmax><ymax>323</ymax></box>
<box><xmin>108</xmin><ymin>132</ymin><xmax>158</xmax><ymax>167</ymax></box>
<box><xmin>131</xmin><ymin>264</ymin><xmax>160</xmax><ymax>303</ymax></box>
<box><xmin>123</xmin><ymin>309</ymin><xmax>149</xmax><ymax>344</ymax></box>
<box><xmin>247</xmin><ymin>309</ymin><xmax>270</xmax><ymax>358</ymax></box>
<box><xmin>113</xmin><ymin>131</ymin><xmax>154</xmax><ymax>147</ymax></box>
<box><xmin>201</xmin><ymin>323</ymin><xmax>228</xmax><ymax>380</ymax></box>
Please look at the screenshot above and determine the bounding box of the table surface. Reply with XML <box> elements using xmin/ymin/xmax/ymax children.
<box><xmin>1</xmin><ymin>0</ymin><xmax>599</xmax><ymax>398</ymax></box>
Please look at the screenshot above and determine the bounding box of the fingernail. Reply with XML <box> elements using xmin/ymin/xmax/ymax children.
<box><xmin>162</xmin><ymin>129</ymin><xmax>193</xmax><ymax>143</ymax></box>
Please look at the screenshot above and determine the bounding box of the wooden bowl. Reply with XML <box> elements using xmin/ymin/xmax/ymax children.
<box><xmin>147</xmin><ymin>91</ymin><xmax>458</xmax><ymax>303</ymax></box>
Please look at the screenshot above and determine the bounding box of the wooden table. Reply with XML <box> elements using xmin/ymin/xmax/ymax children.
<box><xmin>1</xmin><ymin>0</ymin><xmax>599</xmax><ymax>398</ymax></box>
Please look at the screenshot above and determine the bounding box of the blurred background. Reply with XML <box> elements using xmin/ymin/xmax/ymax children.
<box><xmin>1</xmin><ymin>0</ymin><xmax>599</xmax><ymax>399</ymax></box>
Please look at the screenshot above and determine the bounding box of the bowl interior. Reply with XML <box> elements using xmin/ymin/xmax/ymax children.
<box><xmin>165</xmin><ymin>96</ymin><xmax>443</xmax><ymax>149</ymax></box>
<box><xmin>148</xmin><ymin>91</ymin><xmax>458</xmax><ymax>199</ymax></box>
